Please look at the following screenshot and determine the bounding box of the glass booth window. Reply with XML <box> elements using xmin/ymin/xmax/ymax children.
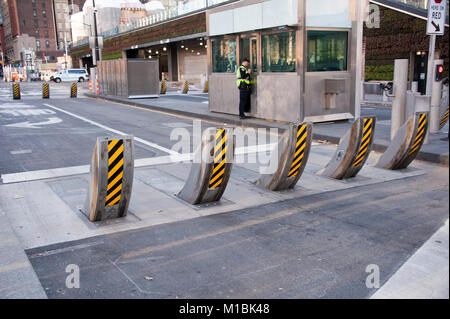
<box><xmin>212</xmin><ymin>38</ymin><xmax>237</xmax><ymax>73</ymax></box>
<box><xmin>307</xmin><ymin>31</ymin><xmax>348</xmax><ymax>72</ymax></box>
<box><xmin>240</xmin><ymin>37</ymin><xmax>258</xmax><ymax>73</ymax></box>
<box><xmin>262</xmin><ymin>32</ymin><xmax>296</xmax><ymax>72</ymax></box>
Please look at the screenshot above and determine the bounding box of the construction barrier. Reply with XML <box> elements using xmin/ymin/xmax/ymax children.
<box><xmin>181</xmin><ymin>80</ymin><xmax>189</xmax><ymax>94</ymax></box>
<box><xmin>440</xmin><ymin>105</ymin><xmax>449</xmax><ymax>130</ymax></box>
<box><xmin>256</xmin><ymin>122</ymin><xmax>313</xmax><ymax>191</ymax></box>
<box><xmin>160</xmin><ymin>80</ymin><xmax>166</xmax><ymax>94</ymax></box>
<box><xmin>320</xmin><ymin>117</ymin><xmax>376</xmax><ymax>179</ymax></box>
<box><xmin>178</xmin><ymin>127</ymin><xmax>235</xmax><ymax>205</ymax></box>
<box><xmin>376</xmin><ymin>112</ymin><xmax>428</xmax><ymax>170</ymax></box>
<box><xmin>89</xmin><ymin>79</ymin><xmax>93</xmax><ymax>93</ymax></box>
<box><xmin>12</xmin><ymin>83</ymin><xmax>21</xmax><ymax>100</ymax></box>
<box><xmin>42</xmin><ymin>82</ymin><xmax>50</xmax><ymax>99</ymax></box>
<box><xmin>70</xmin><ymin>82</ymin><xmax>77</xmax><ymax>98</ymax></box>
<box><xmin>96</xmin><ymin>79</ymin><xmax>100</xmax><ymax>95</ymax></box>
<box><xmin>82</xmin><ymin>136</ymin><xmax>134</xmax><ymax>222</ymax></box>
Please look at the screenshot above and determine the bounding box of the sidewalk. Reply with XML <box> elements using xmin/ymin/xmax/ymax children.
<box><xmin>86</xmin><ymin>93</ymin><xmax>449</xmax><ymax>166</ymax></box>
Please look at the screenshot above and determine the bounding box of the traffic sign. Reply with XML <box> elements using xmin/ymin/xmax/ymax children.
<box><xmin>427</xmin><ymin>0</ymin><xmax>447</xmax><ymax>35</ymax></box>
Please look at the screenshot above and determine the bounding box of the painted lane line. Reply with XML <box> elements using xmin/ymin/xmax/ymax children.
<box><xmin>43</xmin><ymin>103</ymin><xmax>179</xmax><ymax>156</ymax></box>
<box><xmin>0</xmin><ymin>144</ymin><xmax>276</xmax><ymax>184</ymax></box>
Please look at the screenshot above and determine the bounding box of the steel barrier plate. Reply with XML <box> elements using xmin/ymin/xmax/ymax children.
<box><xmin>178</xmin><ymin>127</ymin><xmax>235</xmax><ymax>205</ymax></box>
<box><xmin>376</xmin><ymin>112</ymin><xmax>429</xmax><ymax>170</ymax></box>
<box><xmin>81</xmin><ymin>136</ymin><xmax>134</xmax><ymax>222</ymax></box>
<box><xmin>256</xmin><ymin>122</ymin><xmax>313</xmax><ymax>191</ymax></box>
<box><xmin>320</xmin><ymin>117</ymin><xmax>376</xmax><ymax>179</ymax></box>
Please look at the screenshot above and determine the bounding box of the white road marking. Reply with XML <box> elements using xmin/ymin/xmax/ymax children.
<box><xmin>0</xmin><ymin>144</ymin><xmax>275</xmax><ymax>184</ymax></box>
<box><xmin>5</xmin><ymin>117</ymin><xmax>62</xmax><ymax>129</ymax></box>
<box><xmin>43</xmin><ymin>103</ymin><xmax>179</xmax><ymax>156</ymax></box>
<box><xmin>0</xmin><ymin>109</ymin><xmax>56</xmax><ymax>117</ymax></box>
<box><xmin>10</xmin><ymin>149</ymin><xmax>32</xmax><ymax>155</ymax></box>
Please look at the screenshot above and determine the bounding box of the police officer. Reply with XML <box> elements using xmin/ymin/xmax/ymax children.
<box><xmin>237</xmin><ymin>58</ymin><xmax>252</xmax><ymax>119</ymax></box>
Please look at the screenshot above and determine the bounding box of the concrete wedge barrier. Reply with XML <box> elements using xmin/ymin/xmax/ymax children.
<box><xmin>320</xmin><ymin>117</ymin><xmax>376</xmax><ymax>179</ymax></box>
<box><xmin>82</xmin><ymin>136</ymin><xmax>134</xmax><ymax>222</ymax></box>
<box><xmin>440</xmin><ymin>105</ymin><xmax>449</xmax><ymax>130</ymax></box>
<box><xmin>12</xmin><ymin>83</ymin><xmax>21</xmax><ymax>100</ymax></box>
<box><xmin>178</xmin><ymin>127</ymin><xmax>235</xmax><ymax>205</ymax></box>
<box><xmin>255</xmin><ymin>122</ymin><xmax>313</xmax><ymax>191</ymax></box>
<box><xmin>376</xmin><ymin>112</ymin><xmax>428</xmax><ymax>170</ymax></box>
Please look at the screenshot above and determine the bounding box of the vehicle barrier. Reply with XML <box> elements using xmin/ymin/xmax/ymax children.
<box><xmin>376</xmin><ymin>112</ymin><xmax>428</xmax><ymax>170</ymax></box>
<box><xmin>96</xmin><ymin>79</ymin><xmax>100</xmax><ymax>95</ymax></box>
<box><xmin>81</xmin><ymin>136</ymin><xmax>134</xmax><ymax>222</ymax></box>
<box><xmin>178</xmin><ymin>127</ymin><xmax>235</xmax><ymax>205</ymax></box>
<box><xmin>320</xmin><ymin>117</ymin><xmax>376</xmax><ymax>179</ymax></box>
<box><xmin>89</xmin><ymin>80</ymin><xmax>93</xmax><ymax>93</ymax></box>
<box><xmin>440</xmin><ymin>105</ymin><xmax>449</xmax><ymax>130</ymax></box>
<box><xmin>70</xmin><ymin>82</ymin><xmax>77</xmax><ymax>98</ymax></box>
<box><xmin>161</xmin><ymin>80</ymin><xmax>166</xmax><ymax>94</ymax></box>
<box><xmin>181</xmin><ymin>80</ymin><xmax>189</xmax><ymax>94</ymax></box>
<box><xmin>255</xmin><ymin>122</ymin><xmax>313</xmax><ymax>191</ymax></box>
<box><xmin>12</xmin><ymin>83</ymin><xmax>20</xmax><ymax>100</ymax></box>
<box><xmin>42</xmin><ymin>82</ymin><xmax>50</xmax><ymax>99</ymax></box>
<box><xmin>203</xmin><ymin>80</ymin><xmax>208</xmax><ymax>93</ymax></box>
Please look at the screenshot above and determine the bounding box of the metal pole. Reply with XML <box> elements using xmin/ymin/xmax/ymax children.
<box><xmin>92</xmin><ymin>0</ymin><xmax>100</xmax><ymax>66</ymax></box>
<box><xmin>390</xmin><ymin>59</ymin><xmax>409</xmax><ymax>140</ymax></box>
<box><xmin>354</xmin><ymin>0</ymin><xmax>367</xmax><ymax>120</ymax></box>
<box><xmin>425</xmin><ymin>34</ymin><xmax>436</xmax><ymax>96</ymax></box>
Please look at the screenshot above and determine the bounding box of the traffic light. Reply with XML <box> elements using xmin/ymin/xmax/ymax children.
<box><xmin>435</xmin><ymin>64</ymin><xmax>444</xmax><ymax>81</ymax></box>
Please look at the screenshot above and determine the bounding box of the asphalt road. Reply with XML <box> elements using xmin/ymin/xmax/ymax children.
<box><xmin>0</xmin><ymin>84</ymin><xmax>212</xmax><ymax>174</ymax></box>
<box><xmin>26</xmin><ymin>170</ymin><xmax>449</xmax><ymax>298</ymax></box>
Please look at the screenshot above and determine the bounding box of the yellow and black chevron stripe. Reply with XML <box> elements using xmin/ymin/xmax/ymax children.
<box><xmin>440</xmin><ymin>106</ymin><xmax>449</xmax><ymax>128</ymax></box>
<box><xmin>409</xmin><ymin>113</ymin><xmax>427</xmax><ymax>156</ymax></box>
<box><xmin>209</xmin><ymin>129</ymin><xmax>227</xmax><ymax>189</ymax></box>
<box><xmin>13</xmin><ymin>83</ymin><xmax>20</xmax><ymax>99</ymax></box>
<box><xmin>161</xmin><ymin>80</ymin><xmax>166</xmax><ymax>94</ymax></box>
<box><xmin>43</xmin><ymin>83</ymin><xmax>49</xmax><ymax>98</ymax></box>
<box><xmin>183</xmin><ymin>80</ymin><xmax>189</xmax><ymax>93</ymax></box>
<box><xmin>70</xmin><ymin>83</ymin><xmax>77</xmax><ymax>97</ymax></box>
<box><xmin>287</xmin><ymin>124</ymin><xmax>308</xmax><ymax>178</ymax></box>
<box><xmin>352</xmin><ymin>118</ymin><xmax>374</xmax><ymax>168</ymax></box>
<box><xmin>106</xmin><ymin>139</ymin><xmax>124</xmax><ymax>207</ymax></box>
<box><xmin>203</xmin><ymin>81</ymin><xmax>209</xmax><ymax>93</ymax></box>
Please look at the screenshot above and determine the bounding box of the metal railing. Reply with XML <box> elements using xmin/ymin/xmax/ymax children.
<box><xmin>72</xmin><ymin>0</ymin><xmax>233</xmax><ymax>48</ymax></box>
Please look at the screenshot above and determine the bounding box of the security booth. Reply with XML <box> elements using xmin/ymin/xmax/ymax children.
<box><xmin>206</xmin><ymin>0</ymin><xmax>360</xmax><ymax>123</ymax></box>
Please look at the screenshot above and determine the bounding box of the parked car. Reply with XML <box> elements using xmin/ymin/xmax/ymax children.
<box><xmin>51</xmin><ymin>69</ymin><xmax>89</xmax><ymax>83</ymax></box>
<box><xmin>29</xmin><ymin>71</ymin><xmax>41</xmax><ymax>81</ymax></box>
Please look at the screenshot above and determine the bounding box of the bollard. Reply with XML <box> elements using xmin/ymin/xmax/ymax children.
<box><xmin>96</xmin><ymin>79</ymin><xmax>99</xmax><ymax>95</ymax></box>
<box><xmin>203</xmin><ymin>80</ymin><xmax>209</xmax><ymax>93</ymax></box>
<box><xmin>181</xmin><ymin>80</ymin><xmax>189</xmax><ymax>94</ymax></box>
<box><xmin>390</xmin><ymin>59</ymin><xmax>409</xmax><ymax>140</ymax></box>
<box><xmin>42</xmin><ymin>82</ymin><xmax>50</xmax><ymax>99</ymax></box>
<box><xmin>160</xmin><ymin>80</ymin><xmax>166</xmax><ymax>94</ymax></box>
<box><xmin>89</xmin><ymin>79</ymin><xmax>93</xmax><ymax>93</ymax></box>
<box><xmin>376</xmin><ymin>112</ymin><xmax>428</xmax><ymax>170</ymax></box>
<box><xmin>320</xmin><ymin>117</ymin><xmax>376</xmax><ymax>179</ymax></box>
<box><xmin>256</xmin><ymin>122</ymin><xmax>313</xmax><ymax>191</ymax></box>
<box><xmin>430</xmin><ymin>60</ymin><xmax>444</xmax><ymax>133</ymax></box>
<box><xmin>70</xmin><ymin>82</ymin><xmax>77</xmax><ymax>98</ymax></box>
<box><xmin>178</xmin><ymin>127</ymin><xmax>235</xmax><ymax>205</ymax></box>
<box><xmin>12</xmin><ymin>83</ymin><xmax>21</xmax><ymax>100</ymax></box>
<box><xmin>440</xmin><ymin>106</ymin><xmax>449</xmax><ymax>130</ymax></box>
<box><xmin>81</xmin><ymin>136</ymin><xmax>134</xmax><ymax>222</ymax></box>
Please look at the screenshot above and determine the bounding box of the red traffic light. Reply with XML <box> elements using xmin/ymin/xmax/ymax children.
<box><xmin>436</xmin><ymin>64</ymin><xmax>444</xmax><ymax>81</ymax></box>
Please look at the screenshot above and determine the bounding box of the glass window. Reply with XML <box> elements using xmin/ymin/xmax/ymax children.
<box><xmin>307</xmin><ymin>31</ymin><xmax>348</xmax><ymax>72</ymax></box>
<box><xmin>239</xmin><ymin>36</ymin><xmax>258</xmax><ymax>73</ymax></box>
<box><xmin>212</xmin><ymin>37</ymin><xmax>237</xmax><ymax>73</ymax></box>
<box><xmin>262</xmin><ymin>31</ymin><xmax>296</xmax><ymax>73</ymax></box>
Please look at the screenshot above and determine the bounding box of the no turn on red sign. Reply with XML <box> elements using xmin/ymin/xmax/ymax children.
<box><xmin>427</xmin><ymin>0</ymin><xmax>447</xmax><ymax>35</ymax></box>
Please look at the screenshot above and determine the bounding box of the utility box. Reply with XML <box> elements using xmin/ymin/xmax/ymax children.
<box><xmin>98</xmin><ymin>58</ymin><xmax>159</xmax><ymax>98</ymax></box>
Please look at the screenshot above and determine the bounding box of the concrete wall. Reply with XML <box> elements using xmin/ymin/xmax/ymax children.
<box><xmin>178</xmin><ymin>46</ymin><xmax>207</xmax><ymax>83</ymax></box>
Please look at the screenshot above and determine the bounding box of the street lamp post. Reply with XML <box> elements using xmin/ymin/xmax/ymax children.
<box><xmin>92</xmin><ymin>0</ymin><xmax>100</xmax><ymax>66</ymax></box>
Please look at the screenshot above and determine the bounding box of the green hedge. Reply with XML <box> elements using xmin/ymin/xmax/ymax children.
<box><xmin>102</xmin><ymin>51</ymin><xmax>123</xmax><ymax>61</ymax></box>
<box><xmin>365</xmin><ymin>64</ymin><xmax>394</xmax><ymax>81</ymax></box>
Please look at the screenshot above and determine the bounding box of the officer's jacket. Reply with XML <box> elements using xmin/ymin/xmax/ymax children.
<box><xmin>236</xmin><ymin>65</ymin><xmax>251</xmax><ymax>89</ymax></box>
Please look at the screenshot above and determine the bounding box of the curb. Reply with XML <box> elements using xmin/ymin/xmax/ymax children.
<box><xmin>85</xmin><ymin>93</ymin><xmax>289</xmax><ymax>131</ymax></box>
<box><xmin>86</xmin><ymin>93</ymin><xmax>449</xmax><ymax>166</ymax></box>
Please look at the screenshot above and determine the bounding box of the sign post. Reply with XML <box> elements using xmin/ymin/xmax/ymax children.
<box><xmin>426</xmin><ymin>0</ymin><xmax>447</xmax><ymax>96</ymax></box>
